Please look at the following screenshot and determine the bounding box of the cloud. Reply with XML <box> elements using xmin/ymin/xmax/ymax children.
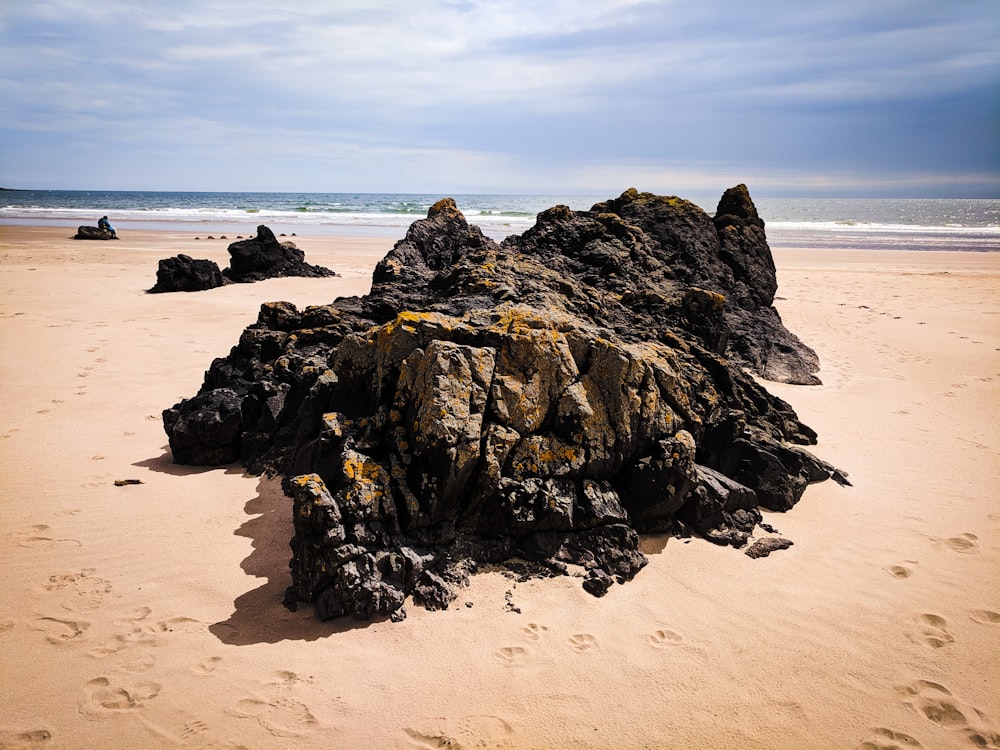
<box><xmin>1</xmin><ymin>0</ymin><xmax>997</xmax><ymax>194</ymax></box>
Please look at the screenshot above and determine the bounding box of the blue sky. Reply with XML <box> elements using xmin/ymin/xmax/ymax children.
<box><xmin>1</xmin><ymin>0</ymin><xmax>997</xmax><ymax>196</ymax></box>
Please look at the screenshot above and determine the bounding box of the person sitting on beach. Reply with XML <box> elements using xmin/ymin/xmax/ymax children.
<box><xmin>97</xmin><ymin>216</ymin><xmax>119</xmax><ymax>239</ymax></box>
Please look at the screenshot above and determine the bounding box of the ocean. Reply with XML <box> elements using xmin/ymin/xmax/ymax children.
<box><xmin>1</xmin><ymin>189</ymin><xmax>997</xmax><ymax>251</ymax></box>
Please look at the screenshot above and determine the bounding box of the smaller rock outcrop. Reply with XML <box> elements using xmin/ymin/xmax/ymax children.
<box><xmin>149</xmin><ymin>254</ymin><xmax>225</xmax><ymax>293</ymax></box>
<box><xmin>224</xmin><ymin>226</ymin><xmax>336</xmax><ymax>283</ymax></box>
<box><xmin>149</xmin><ymin>225</ymin><xmax>336</xmax><ymax>292</ymax></box>
<box><xmin>74</xmin><ymin>226</ymin><xmax>114</xmax><ymax>240</ymax></box>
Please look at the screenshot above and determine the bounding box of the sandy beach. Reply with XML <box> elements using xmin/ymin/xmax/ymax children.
<box><xmin>1</xmin><ymin>226</ymin><xmax>998</xmax><ymax>750</ymax></box>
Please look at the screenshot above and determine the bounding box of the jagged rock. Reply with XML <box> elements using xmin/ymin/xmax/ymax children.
<box><xmin>162</xmin><ymin>388</ymin><xmax>243</xmax><ymax>465</ymax></box>
<box><xmin>163</xmin><ymin>188</ymin><xmax>843</xmax><ymax>621</ymax></box>
<box><xmin>681</xmin><ymin>465</ymin><xmax>760</xmax><ymax>547</ymax></box>
<box><xmin>148</xmin><ymin>254</ymin><xmax>226</xmax><ymax>293</ymax></box>
<box><xmin>224</xmin><ymin>225</ymin><xmax>336</xmax><ymax>283</ymax></box>
<box><xmin>74</xmin><ymin>225</ymin><xmax>113</xmax><ymax>240</ymax></box>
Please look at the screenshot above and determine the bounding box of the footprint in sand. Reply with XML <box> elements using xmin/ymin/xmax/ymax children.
<box><xmin>270</xmin><ymin>670</ymin><xmax>315</xmax><ymax>686</ymax></box>
<box><xmin>116</xmin><ymin>653</ymin><xmax>157</xmax><ymax>675</ymax></box>
<box><xmin>146</xmin><ymin>616</ymin><xmax>205</xmax><ymax>635</ymax></box>
<box><xmin>494</xmin><ymin>646</ymin><xmax>529</xmax><ymax>667</ymax></box>
<box><xmin>178</xmin><ymin>719</ymin><xmax>210</xmax><ymax>741</ymax></box>
<box><xmin>228</xmin><ymin>697</ymin><xmax>318</xmax><ymax>738</ymax></box>
<box><xmin>42</xmin><ymin>570</ymin><xmax>112</xmax><ymax>613</ymax></box>
<box><xmin>857</xmin><ymin>726</ymin><xmax>923</xmax><ymax>749</ymax></box>
<box><xmin>907</xmin><ymin>614</ymin><xmax>954</xmax><ymax>649</ymax></box>
<box><xmin>79</xmin><ymin>677</ymin><xmax>161</xmax><ymax>719</ymax></box>
<box><xmin>42</xmin><ymin>570</ymin><xmax>96</xmax><ymax>591</ymax></box>
<box><xmin>88</xmin><ymin>630</ymin><xmax>154</xmax><ymax>658</ymax></box>
<box><xmin>18</xmin><ymin>525</ymin><xmax>81</xmax><ymax>549</ymax></box>
<box><xmin>402</xmin><ymin>715</ymin><xmax>514</xmax><ymax>749</ymax></box>
<box><xmin>936</xmin><ymin>533</ymin><xmax>980</xmax><ymax>554</ymax></box>
<box><xmin>885</xmin><ymin>564</ymin><xmax>914</xmax><ymax>579</ymax></box>
<box><xmin>970</xmin><ymin>610</ymin><xmax>1000</xmax><ymax>625</ymax></box>
<box><xmin>88</xmin><ymin>609</ymin><xmax>202</xmax><ymax>657</ymax></box>
<box><xmin>648</xmin><ymin>628</ymin><xmax>685</xmax><ymax>647</ymax></box>
<box><xmin>568</xmin><ymin>633</ymin><xmax>598</xmax><ymax>653</ymax></box>
<box><xmin>521</xmin><ymin>623</ymin><xmax>549</xmax><ymax>641</ymax></box>
<box><xmin>0</xmin><ymin>728</ymin><xmax>54</xmax><ymax>749</ymax></box>
<box><xmin>120</xmin><ymin>607</ymin><xmax>205</xmax><ymax>635</ymax></box>
<box><xmin>29</xmin><ymin>616</ymin><xmax>90</xmax><ymax>645</ymax></box>
<box><xmin>895</xmin><ymin>679</ymin><xmax>1000</xmax><ymax>746</ymax></box>
<box><xmin>191</xmin><ymin>656</ymin><xmax>223</xmax><ymax>676</ymax></box>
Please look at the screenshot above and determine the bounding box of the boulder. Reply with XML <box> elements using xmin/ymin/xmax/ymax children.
<box><xmin>148</xmin><ymin>254</ymin><xmax>226</xmax><ymax>293</ymax></box>
<box><xmin>162</xmin><ymin>388</ymin><xmax>243</xmax><ymax>465</ymax></box>
<box><xmin>163</xmin><ymin>188</ymin><xmax>845</xmax><ymax>621</ymax></box>
<box><xmin>74</xmin><ymin>226</ymin><xmax>114</xmax><ymax>240</ymax></box>
<box><xmin>224</xmin><ymin>225</ymin><xmax>336</xmax><ymax>283</ymax></box>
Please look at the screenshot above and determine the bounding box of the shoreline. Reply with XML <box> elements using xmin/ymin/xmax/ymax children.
<box><xmin>4</xmin><ymin>205</ymin><xmax>999</xmax><ymax>249</ymax></box>
<box><xmin>4</xmin><ymin>220</ymin><xmax>999</xmax><ymax>253</ymax></box>
<box><xmin>1</xmin><ymin>224</ymin><xmax>998</xmax><ymax>749</ymax></box>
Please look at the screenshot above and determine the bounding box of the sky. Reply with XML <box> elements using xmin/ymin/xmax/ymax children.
<box><xmin>1</xmin><ymin>0</ymin><xmax>998</xmax><ymax>197</ymax></box>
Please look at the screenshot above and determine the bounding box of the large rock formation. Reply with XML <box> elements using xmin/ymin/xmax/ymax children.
<box><xmin>163</xmin><ymin>186</ymin><xmax>843</xmax><ymax>622</ymax></box>
<box><xmin>223</xmin><ymin>225</ymin><xmax>336</xmax><ymax>283</ymax></box>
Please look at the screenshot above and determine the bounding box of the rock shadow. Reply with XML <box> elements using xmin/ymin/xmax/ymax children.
<box><xmin>208</xmin><ymin>477</ymin><xmax>377</xmax><ymax>644</ymax></box>
<box><xmin>133</xmin><ymin>447</ymin><xmax>246</xmax><ymax>478</ymax></box>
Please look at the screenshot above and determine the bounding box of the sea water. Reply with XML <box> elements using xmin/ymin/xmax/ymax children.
<box><xmin>1</xmin><ymin>190</ymin><xmax>997</xmax><ymax>250</ymax></box>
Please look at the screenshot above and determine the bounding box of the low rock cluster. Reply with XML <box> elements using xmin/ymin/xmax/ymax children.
<box><xmin>149</xmin><ymin>225</ymin><xmax>335</xmax><ymax>292</ymax></box>
<box><xmin>163</xmin><ymin>186</ymin><xmax>846</xmax><ymax>621</ymax></box>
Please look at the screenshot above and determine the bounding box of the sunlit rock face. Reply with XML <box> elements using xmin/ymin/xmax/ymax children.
<box><xmin>164</xmin><ymin>187</ymin><xmax>843</xmax><ymax>622</ymax></box>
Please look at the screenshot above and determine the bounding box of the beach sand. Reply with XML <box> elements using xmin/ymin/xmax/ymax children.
<box><xmin>1</xmin><ymin>226</ymin><xmax>998</xmax><ymax>750</ymax></box>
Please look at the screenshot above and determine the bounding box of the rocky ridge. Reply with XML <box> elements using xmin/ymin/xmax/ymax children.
<box><xmin>163</xmin><ymin>185</ymin><xmax>845</xmax><ymax>621</ymax></box>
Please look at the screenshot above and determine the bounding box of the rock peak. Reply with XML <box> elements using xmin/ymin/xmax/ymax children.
<box><xmin>716</xmin><ymin>183</ymin><xmax>761</xmax><ymax>224</ymax></box>
<box><xmin>427</xmin><ymin>197</ymin><xmax>464</xmax><ymax>219</ymax></box>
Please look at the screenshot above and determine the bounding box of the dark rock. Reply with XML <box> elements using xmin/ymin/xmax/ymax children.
<box><xmin>163</xmin><ymin>188</ymin><xmax>845</xmax><ymax>621</ymax></box>
<box><xmin>152</xmin><ymin>225</ymin><xmax>335</xmax><ymax>292</ymax></box>
<box><xmin>74</xmin><ymin>225</ymin><xmax>113</xmax><ymax>240</ymax></box>
<box><xmin>224</xmin><ymin>225</ymin><xmax>336</xmax><ymax>283</ymax></box>
<box><xmin>680</xmin><ymin>465</ymin><xmax>760</xmax><ymax>547</ymax></box>
<box><xmin>745</xmin><ymin>537</ymin><xmax>794</xmax><ymax>558</ymax></box>
<box><xmin>149</xmin><ymin>254</ymin><xmax>226</xmax><ymax>293</ymax></box>
<box><xmin>162</xmin><ymin>388</ymin><xmax>243</xmax><ymax>465</ymax></box>
<box><xmin>583</xmin><ymin>569</ymin><xmax>615</xmax><ymax>597</ymax></box>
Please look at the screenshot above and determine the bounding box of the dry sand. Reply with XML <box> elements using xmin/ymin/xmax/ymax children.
<box><xmin>1</xmin><ymin>226</ymin><xmax>998</xmax><ymax>750</ymax></box>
